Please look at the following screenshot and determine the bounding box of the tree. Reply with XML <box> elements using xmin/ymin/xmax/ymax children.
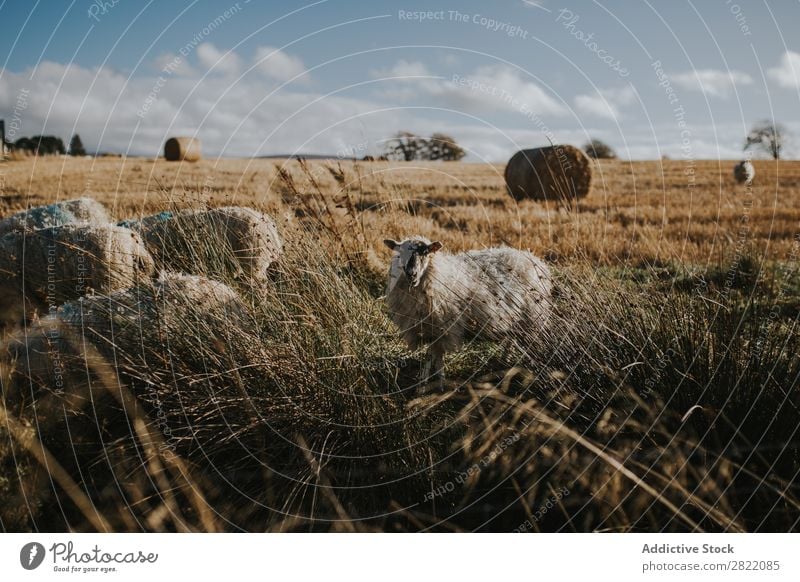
<box><xmin>385</xmin><ymin>131</ymin><xmax>466</xmax><ymax>161</ymax></box>
<box><xmin>69</xmin><ymin>134</ymin><xmax>87</xmax><ymax>156</ymax></box>
<box><xmin>15</xmin><ymin>135</ymin><xmax>65</xmax><ymax>155</ymax></box>
<box><xmin>744</xmin><ymin>121</ymin><xmax>786</xmax><ymax>160</ymax></box>
<box><xmin>583</xmin><ymin>138</ymin><xmax>617</xmax><ymax>160</ymax></box>
<box><xmin>427</xmin><ymin>133</ymin><xmax>466</xmax><ymax>161</ymax></box>
<box><xmin>386</xmin><ymin>131</ymin><xmax>428</xmax><ymax>161</ymax></box>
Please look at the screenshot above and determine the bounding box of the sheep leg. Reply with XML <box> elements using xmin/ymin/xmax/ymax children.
<box><xmin>420</xmin><ymin>344</ymin><xmax>445</xmax><ymax>385</ymax></box>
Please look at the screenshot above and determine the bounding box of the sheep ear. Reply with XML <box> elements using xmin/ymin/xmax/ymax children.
<box><xmin>428</xmin><ymin>241</ymin><xmax>443</xmax><ymax>253</ymax></box>
<box><xmin>383</xmin><ymin>239</ymin><xmax>399</xmax><ymax>250</ymax></box>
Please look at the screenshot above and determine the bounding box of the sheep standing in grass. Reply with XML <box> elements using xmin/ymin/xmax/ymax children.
<box><xmin>734</xmin><ymin>160</ymin><xmax>755</xmax><ymax>185</ymax></box>
<box><xmin>383</xmin><ymin>236</ymin><xmax>552</xmax><ymax>381</ymax></box>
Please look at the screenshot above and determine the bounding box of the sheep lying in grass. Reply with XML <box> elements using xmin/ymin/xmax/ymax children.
<box><xmin>120</xmin><ymin>207</ymin><xmax>282</xmax><ymax>285</ymax></box>
<box><xmin>383</xmin><ymin>236</ymin><xmax>552</xmax><ymax>381</ymax></box>
<box><xmin>10</xmin><ymin>271</ymin><xmax>254</xmax><ymax>393</ymax></box>
<box><xmin>734</xmin><ymin>160</ymin><xmax>755</xmax><ymax>185</ymax></box>
<box><xmin>0</xmin><ymin>197</ymin><xmax>110</xmax><ymax>236</ymax></box>
<box><xmin>5</xmin><ymin>272</ymin><xmax>257</xmax><ymax>436</ymax></box>
<box><xmin>0</xmin><ymin>224</ymin><xmax>155</xmax><ymax>310</ymax></box>
<box><xmin>56</xmin><ymin>271</ymin><xmax>253</xmax><ymax>345</ymax></box>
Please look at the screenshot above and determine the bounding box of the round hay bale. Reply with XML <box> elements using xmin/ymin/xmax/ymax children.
<box><xmin>505</xmin><ymin>145</ymin><xmax>593</xmax><ymax>202</ymax></box>
<box><xmin>0</xmin><ymin>224</ymin><xmax>155</xmax><ymax>309</ymax></box>
<box><xmin>0</xmin><ymin>198</ymin><xmax>110</xmax><ymax>237</ymax></box>
<box><xmin>122</xmin><ymin>207</ymin><xmax>282</xmax><ymax>285</ymax></box>
<box><xmin>164</xmin><ymin>137</ymin><xmax>201</xmax><ymax>162</ymax></box>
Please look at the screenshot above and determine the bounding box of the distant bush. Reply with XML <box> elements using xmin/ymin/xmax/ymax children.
<box><xmin>13</xmin><ymin>135</ymin><xmax>66</xmax><ymax>156</ymax></box>
<box><xmin>583</xmin><ymin>138</ymin><xmax>617</xmax><ymax>159</ymax></box>
<box><xmin>386</xmin><ymin>131</ymin><xmax>466</xmax><ymax>161</ymax></box>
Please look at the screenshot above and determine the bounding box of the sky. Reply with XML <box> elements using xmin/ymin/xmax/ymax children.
<box><xmin>1</xmin><ymin>0</ymin><xmax>799</xmax><ymax>161</ymax></box>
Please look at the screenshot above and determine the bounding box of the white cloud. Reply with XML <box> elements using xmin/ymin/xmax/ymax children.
<box><xmin>440</xmin><ymin>54</ymin><xmax>459</xmax><ymax>67</ymax></box>
<box><xmin>574</xmin><ymin>94</ymin><xmax>616</xmax><ymax>120</ymax></box>
<box><xmin>768</xmin><ymin>50</ymin><xmax>800</xmax><ymax>90</ymax></box>
<box><xmin>374</xmin><ymin>61</ymin><xmax>566</xmax><ymax>117</ymax></box>
<box><xmin>574</xmin><ymin>86</ymin><xmax>636</xmax><ymax>121</ymax></box>
<box><xmin>153</xmin><ymin>52</ymin><xmax>196</xmax><ymax>77</ymax></box>
<box><xmin>377</xmin><ymin>59</ymin><xmax>432</xmax><ymax>78</ymax></box>
<box><xmin>671</xmin><ymin>69</ymin><xmax>753</xmax><ymax>98</ymax></box>
<box><xmin>196</xmin><ymin>43</ymin><xmax>241</xmax><ymax>76</ymax></box>
<box><xmin>0</xmin><ymin>60</ymin><xmax>396</xmax><ymax>157</ymax></box>
<box><xmin>0</xmin><ymin>58</ymin><xmax>770</xmax><ymax>163</ymax></box>
<box><xmin>254</xmin><ymin>46</ymin><xmax>309</xmax><ymax>82</ymax></box>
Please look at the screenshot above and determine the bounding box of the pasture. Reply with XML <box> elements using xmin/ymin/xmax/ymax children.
<box><xmin>0</xmin><ymin>156</ymin><xmax>799</xmax><ymax>532</ymax></box>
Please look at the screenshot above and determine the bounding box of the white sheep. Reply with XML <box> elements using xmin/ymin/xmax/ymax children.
<box><xmin>0</xmin><ymin>223</ymin><xmax>155</xmax><ymax>311</ymax></box>
<box><xmin>734</xmin><ymin>160</ymin><xmax>755</xmax><ymax>185</ymax></box>
<box><xmin>120</xmin><ymin>207</ymin><xmax>282</xmax><ymax>285</ymax></box>
<box><xmin>0</xmin><ymin>198</ymin><xmax>110</xmax><ymax>237</ymax></box>
<box><xmin>383</xmin><ymin>236</ymin><xmax>552</xmax><ymax>380</ymax></box>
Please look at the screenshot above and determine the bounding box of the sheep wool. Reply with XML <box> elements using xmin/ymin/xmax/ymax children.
<box><xmin>384</xmin><ymin>236</ymin><xmax>552</xmax><ymax>376</ymax></box>
<box><xmin>0</xmin><ymin>198</ymin><xmax>111</xmax><ymax>237</ymax></box>
<box><xmin>122</xmin><ymin>207</ymin><xmax>282</xmax><ymax>285</ymax></box>
<box><xmin>0</xmin><ymin>223</ymin><xmax>155</xmax><ymax>308</ymax></box>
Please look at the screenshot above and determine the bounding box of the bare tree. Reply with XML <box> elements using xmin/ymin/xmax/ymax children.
<box><xmin>744</xmin><ymin>121</ymin><xmax>787</xmax><ymax>160</ymax></box>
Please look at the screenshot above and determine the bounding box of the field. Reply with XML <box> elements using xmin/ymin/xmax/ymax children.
<box><xmin>3</xmin><ymin>157</ymin><xmax>800</xmax><ymax>264</ymax></box>
<box><xmin>1</xmin><ymin>156</ymin><xmax>799</xmax><ymax>532</ymax></box>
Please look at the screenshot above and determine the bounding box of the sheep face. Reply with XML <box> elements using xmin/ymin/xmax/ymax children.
<box><xmin>384</xmin><ymin>237</ymin><xmax>443</xmax><ymax>288</ymax></box>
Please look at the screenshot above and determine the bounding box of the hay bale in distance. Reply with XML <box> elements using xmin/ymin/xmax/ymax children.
<box><xmin>0</xmin><ymin>198</ymin><xmax>110</xmax><ymax>237</ymax></box>
<box><xmin>0</xmin><ymin>224</ymin><xmax>155</xmax><ymax>309</ymax></box>
<box><xmin>122</xmin><ymin>207</ymin><xmax>282</xmax><ymax>285</ymax></box>
<box><xmin>505</xmin><ymin>145</ymin><xmax>593</xmax><ymax>202</ymax></box>
<box><xmin>164</xmin><ymin>137</ymin><xmax>201</xmax><ymax>162</ymax></box>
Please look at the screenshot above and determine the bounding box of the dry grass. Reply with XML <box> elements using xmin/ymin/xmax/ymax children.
<box><xmin>1</xmin><ymin>156</ymin><xmax>799</xmax><ymax>266</ymax></box>
<box><xmin>0</xmin><ymin>156</ymin><xmax>798</xmax><ymax>532</ymax></box>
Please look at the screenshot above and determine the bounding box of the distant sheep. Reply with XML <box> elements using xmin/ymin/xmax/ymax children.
<box><xmin>734</xmin><ymin>160</ymin><xmax>755</xmax><ymax>185</ymax></box>
<box><xmin>0</xmin><ymin>224</ymin><xmax>155</xmax><ymax>309</ymax></box>
<box><xmin>383</xmin><ymin>236</ymin><xmax>552</xmax><ymax>380</ymax></box>
<box><xmin>0</xmin><ymin>198</ymin><xmax>110</xmax><ymax>237</ymax></box>
<box><xmin>120</xmin><ymin>207</ymin><xmax>282</xmax><ymax>285</ymax></box>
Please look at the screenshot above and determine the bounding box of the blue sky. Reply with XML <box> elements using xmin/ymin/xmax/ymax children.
<box><xmin>1</xmin><ymin>0</ymin><xmax>799</xmax><ymax>160</ymax></box>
